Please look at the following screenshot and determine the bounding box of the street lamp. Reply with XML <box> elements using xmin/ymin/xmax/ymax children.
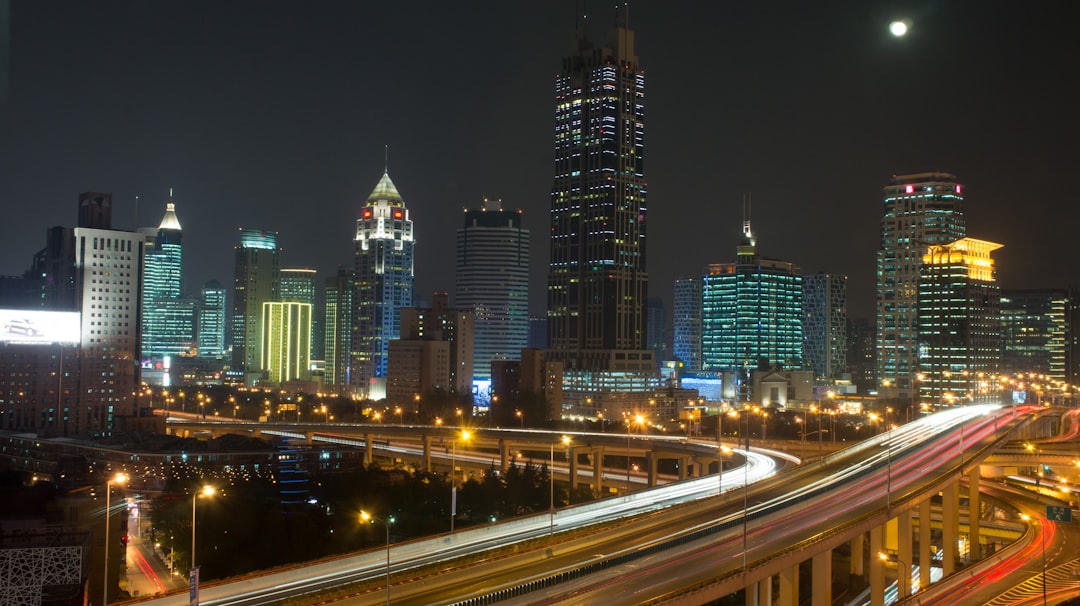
<box><xmin>878</xmin><ymin>551</ymin><xmax>910</xmax><ymax>599</ymax></box>
<box><xmin>191</xmin><ymin>485</ymin><xmax>215</xmax><ymax>572</ymax></box>
<box><xmin>626</xmin><ymin>414</ymin><xmax>645</xmax><ymax>488</ymax></box>
<box><xmin>450</xmin><ymin>430</ymin><xmax>471</xmax><ymax>532</ymax></box>
<box><xmin>360</xmin><ymin>511</ymin><xmax>393</xmax><ymax>606</ymax></box>
<box><xmin>516</xmin><ymin>409</ymin><xmax>524</xmax><ymax>428</ymax></box>
<box><xmin>550</xmin><ymin>435</ymin><xmax>570</xmax><ymax>534</ymax></box>
<box><xmin>103</xmin><ymin>472</ymin><xmax>127</xmax><ymax>606</ymax></box>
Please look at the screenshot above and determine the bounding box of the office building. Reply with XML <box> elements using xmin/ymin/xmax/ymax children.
<box><xmin>141</xmin><ymin>198</ymin><xmax>195</xmax><ymax>363</ymax></box>
<box><xmin>803</xmin><ymin>272</ymin><xmax>847</xmax><ymax>380</ymax></box>
<box><xmin>280</xmin><ymin>267</ymin><xmax>318</xmax><ymax>361</ymax></box>
<box><xmin>261</xmin><ymin>301</ymin><xmax>312</xmax><ymax>384</ymax></box>
<box><xmin>398</xmin><ymin>293</ymin><xmax>474</xmax><ymax>398</ymax></box>
<box><xmin>545</xmin><ymin>9</ymin><xmax>662</xmax><ymax>416</ymax></box>
<box><xmin>876</xmin><ymin>172</ymin><xmax>966</xmax><ymax>393</ymax></box>
<box><xmin>917</xmin><ymin>238</ymin><xmax>1002</xmax><ymax>405</ymax></box>
<box><xmin>646</xmin><ymin>297</ymin><xmax>667</xmax><ymax>367</ymax></box>
<box><xmin>673</xmin><ymin>277</ymin><xmax>703</xmax><ymax>372</ymax></box>
<box><xmin>323</xmin><ymin>268</ymin><xmax>353</xmax><ymax>392</ymax></box>
<box><xmin>1000</xmin><ymin>289</ymin><xmax>1069</xmax><ymax>382</ymax></box>
<box><xmin>455</xmin><ymin>198</ymin><xmax>529</xmax><ymax>383</ymax></box>
<box><xmin>351</xmin><ymin>170</ymin><xmax>414</xmax><ymax>398</ymax></box>
<box><xmin>702</xmin><ymin>220</ymin><xmax>803</xmax><ymax>381</ymax></box>
<box><xmin>197</xmin><ymin>279</ymin><xmax>226</xmax><ymax>358</ymax></box>
<box><xmin>232</xmin><ymin>229</ymin><xmax>280</xmax><ymax>378</ymax></box>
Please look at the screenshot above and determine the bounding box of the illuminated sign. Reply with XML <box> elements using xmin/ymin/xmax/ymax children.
<box><xmin>393</xmin><ymin>209</ymin><xmax>403</xmax><ymax>219</ymax></box>
<box><xmin>0</xmin><ymin>309</ymin><xmax>81</xmax><ymax>345</ymax></box>
<box><xmin>363</xmin><ymin>209</ymin><xmax>373</xmax><ymax>219</ymax></box>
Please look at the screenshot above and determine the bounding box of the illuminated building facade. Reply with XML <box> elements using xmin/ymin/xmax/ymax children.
<box><xmin>455</xmin><ymin>198</ymin><xmax>529</xmax><ymax>382</ymax></box>
<box><xmin>673</xmin><ymin>277</ymin><xmax>702</xmax><ymax>371</ymax></box>
<box><xmin>197</xmin><ymin>279</ymin><xmax>226</xmax><ymax>358</ymax></box>
<box><xmin>646</xmin><ymin>297</ymin><xmax>667</xmax><ymax>366</ymax></box>
<box><xmin>802</xmin><ymin>272</ymin><xmax>847</xmax><ymax>380</ymax></box>
<box><xmin>323</xmin><ymin>268</ymin><xmax>353</xmax><ymax>392</ymax></box>
<box><xmin>141</xmin><ymin>199</ymin><xmax>195</xmax><ymax>362</ymax></box>
<box><xmin>917</xmin><ymin>238</ymin><xmax>1002</xmax><ymax>405</ymax></box>
<box><xmin>702</xmin><ymin>221</ymin><xmax>803</xmax><ymax>377</ymax></box>
<box><xmin>261</xmin><ymin>301</ymin><xmax>312</xmax><ymax>384</ymax></box>
<box><xmin>545</xmin><ymin>9</ymin><xmax>661</xmax><ymax>416</ymax></box>
<box><xmin>876</xmin><ymin>172</ymin><xmax>966</xmax><ymax>392</ymax></box>
<box><xmin>231</xmin><ymin>229</ymin><xmax>280</xmax><ymax>377</ymax></box>
<box><xmin>280</xmin><ymin>267</ymin><xmax>317</xmax><ymax>361</ymax></box>
<box><xmin>350</xmin><ymin>171</ymin><xmax>414</xmax><ymax>397</ymax></box>
<box><xmin>999</xmin><ymin>289</ymin><xmax>1069</xmax><ymax>382</ymax></box>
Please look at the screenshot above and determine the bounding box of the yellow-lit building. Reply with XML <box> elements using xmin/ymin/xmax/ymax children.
<box><xmin>261</xmin><ymin>301</ymin><xmax>311</xmax><ymax>384</ymax></box>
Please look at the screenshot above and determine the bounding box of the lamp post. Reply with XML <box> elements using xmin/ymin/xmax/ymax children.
<box><xmin>361</xmin><ymin>511</ymin><xmax>393</xmax><ymax>606</ymax></box>
<box><xmin>103</xmin><ymin>472</ymin><xmax>127</xmax><ymax>606</ymax></box>
<box><xmin>450</xmin><ymin>430</ymin><xmax>470</xmax><ymax>532</ymax></box>
<box><xmin>550</xmin><ymin>436</ymin><xmax>570</xmax><ymax>534</ymax></box>
<box><xmin>626</xmin><ymin>414</ymin><xmax>644</xmax><ymax>488</ymax></box>
<box><xmin>191</xmin><ymin>485</ymin><xmax>215</xmax><ymax>572</ymax></box>
<box><xmin>878</xmin><ymin>551</ymin><xmax>909</xmax><ymax>600</ymax></box>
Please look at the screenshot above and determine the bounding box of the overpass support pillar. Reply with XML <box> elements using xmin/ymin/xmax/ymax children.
<box><xmin>968</xmin><ymin>466</ymin><xmax>981</xmax><ymax>561</ymax></box>
<box><xmin>303</xmin><ymin>432</ymin><xmax>314</xmax><ymax>446</ymax></box>
<box><xmin>591</xmin><ymin>447</ymin><xmax>604</xmax><ymax>494</ymax></box>
<box><xmin>918</xmin><ymin>498</ymin><xmax>932</xmax><ymax>591</ymax></box>
<box><xmin>364</xmin><ymin>433</ymin><xmax>373</xmax><ymax>465</ymax></box>
<box><xmin>647</xmin><ymin>451</ymin><xmax>659</xmax><ymax>487</ymax></box>
<box><xmin>870</xmin><ymin>524</ymin><xmax>885</xmax><ymax>606</ymax></box>
<box><xmin>898</xmin><ymin>508</ymin><xmax>913</xmax><ymax>600</ymax></box>
<box><xmin>422</xmin><ymin>435</ymin><xmax>432</xmax><ymax>472</ymax></box>
<box><xmin>850</xmin><ymin>533</ymin><xmax>864</xmax><ymax>576</ymax></box>
<box><xmin>757</xmin><ymin>576</ymin><xmax>772</xmax><ymax>605</ymax></box>
<box><xmin>499</xmin><ymin>439</ymin><xmax>511</xmax><ymax>472</ymax></box>
<box><xmin>943</xmin><ymin>480</ymin><xmax>959</xmax><ymax>575</ymax></box>
<box><xmin>811</xmin><ymin>549</ymin><xmax>832</xmax><ymax>606</ymax></box>
<box><xmin>778</xmin><ymin>562</ymin><xmax>799</xmax><ymax>606</ymax></box>
<box><xmin>678</xmin><ymin>455</ymin><xmax>689</xmax><ymax>480</ymax></box>
<box><xmin>568</xmin><ymin>446</ymin><xmax>579</xmax><ymax>489</ymax></box>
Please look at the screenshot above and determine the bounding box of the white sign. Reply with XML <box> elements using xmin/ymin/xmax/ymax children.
<box><xmin>0</xmin><ymin>309</ymin><xmax>80</xmax><ymax>345</ymax></box>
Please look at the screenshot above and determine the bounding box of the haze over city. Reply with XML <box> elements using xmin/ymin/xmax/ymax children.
<box><xmin>1</xmin><ymin>1</ymin><xmax>1077</xmax><ymax>318</ymax></box>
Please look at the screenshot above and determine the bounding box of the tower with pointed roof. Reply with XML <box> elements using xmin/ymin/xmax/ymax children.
<box><xmin>141</xmin><ymin>195</ymin><xmax>196</xmax><ymax>365</ymax></box>
<box><xmin>350</xmin><ymin>170</ymin><xmax>415</xmax><ymax>396</ymax></box>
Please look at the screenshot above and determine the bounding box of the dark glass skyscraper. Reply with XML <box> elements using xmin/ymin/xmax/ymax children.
<box><xmin>232</xmin><ymin>229</ymin><xmax>280</xmax><ymax>375</ymax></box>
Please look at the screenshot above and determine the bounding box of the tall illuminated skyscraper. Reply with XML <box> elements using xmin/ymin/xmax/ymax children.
<box><xmin>917</xmin><ymin>238</ymin><xmax>1002</xmax><ymax>405</ymax></box>
<box><xmin>876</xmin><ymin>172</ymin><xmax>965</xmax><ymax>392</ymax></box>
<box><xmin>323</xmin><ymin>268</ymin><xmax>353</xmax><ymax>391</ymax></box>
<box><xmin>351</xmin><ymin>170</ymin><xmax>414</xmax><ymax>397</ymax></box>
<box><xmin>141</xmin><ymin>197</ymin><xmax>195</xmax><ymax>361</ymax></box>
<box><xmin>232</xmin><ymin>229</ymin><xmax>280</xmax><ymax>376</ymax></box>
<box><xmin>802</xmin><ymin>272</ymin><xmax>847</xmax><ymax>380</ymax></box>
<box><xmin>545</xmin><ymin>9</ymin><xmax>658</xmax><ymax>416</ymax></box>
<box><xmin>198</xmin><ymin>279</ymin><xmax>226</xmax><ymax>358</ymax></box>
<box><xmin>280</xmin><ymin>267</ymin><xmax>317</xmax><ymax>361</ymax></box>
<box><xmin>673</xmin><ymin>277</ymin><xmax>702</xmax><ymax>371</ymax></box>
<box><xmin>1000</xmin><ymin>290</ymin><xmax>1070</xmax><ymax>381</ymax></box>
<box><xmin>456</xmin><ymin>198</ymin><xmax>528</xmax><ymax>383</ymax></box>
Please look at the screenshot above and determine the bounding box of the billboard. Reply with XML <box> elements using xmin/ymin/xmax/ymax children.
<box><xmin>0</xmin><ymin>309</ymin><xmax>81</xmax><ymax>345</ymax></box>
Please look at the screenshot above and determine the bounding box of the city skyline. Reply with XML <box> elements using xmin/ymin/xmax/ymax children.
<box><xmin>1</xmin><ymin>2</ymin><xmax>1077</xmax><ymax>320</ymax></box>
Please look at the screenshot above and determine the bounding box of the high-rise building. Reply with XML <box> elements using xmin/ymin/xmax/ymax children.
<box><xmin>673</xmin><ymin>277</ymin><xmax>702</xmax><ymax>371</ymax></box>
<box><xmin>351</xmin><ymin>171</ymin><xmax>414</xmax><ymax>397</ymax></box>
<box><xmin>1000</xmin><ymin>289</ymin><xmax>1069</xmax><ymax>382</ymax></box>
<box><xmin>141</xmin><ymin>198</ymin><xmax>195</xmax><ymax>362</ymax></box>
<box><xmin>702</xmin><ymin>220</ymin><xmax>803</xmax><ymax>377</ymax></box>
<box><xmin>232</xmin><ymin>229</ymin><xmax>280</xmax><ymax>377</ymax></box>
<box><xmin>876</xmin><ymin>172</ymin><xmax>966</xmax><ymax>392</ymax></box>
<box><xmin>197</xmin><ymin>279</ymin><xmax>226</xmax><ymax>358</ymax></box>
<box><xmin>323</xmin><ymin>268</ymin><xmax>353</xmax><ymax>392</ymax></box>
<box><xmin>261</xmin><ymin>301</ymin><xmax>312</xmax><ymax>384</ymax></box>
<box><xmin>280</xmin><ymin>267</ymin><xmax>317</xmax><ymax>361</ymax></box>
<box><xmin>802</xmin><ymin>272</ymin><xmax>847</xmax><ymax>380</ymax></box>
<box><xmin>545</xmin><ymin>10</ymin><xmax>660</xmax><ymax>417</ymax></box>
<box><xmin>456</xmin><ymin>198</ymin><xmax>529</xmax><ymax>383</ymax></box>
<box><xmin>398</xmin><ymin>293</ymin><xmax>474</xmax><ymax>398</ymax></box>
<box><xmin>646</xmin><ymin>297</ymin><xmax>667</xmax><ymax>366</ymax></box>
<box><xmin>846</xmin><ymin>317</ymin><xmax>876</xmax><ymax>393</ymax></box>
<box><xmin>917</xmin><ymin>238</ymin><xmax>1002</xmax><ymax>406</ymax></box>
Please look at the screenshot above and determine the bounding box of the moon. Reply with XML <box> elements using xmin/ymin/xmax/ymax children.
<box><xmin>890</xmin><ymin>20</ymin><xmax>908</xmax><ymax>37</ymax></box>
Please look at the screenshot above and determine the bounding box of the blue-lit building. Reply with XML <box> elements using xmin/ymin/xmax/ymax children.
<box><xmin>141</xmin><ymin>199</ymin><xmax>195</xmax><ymax>362</ymax></box>
<box><xmin>197</xmin><ymin>279</ymin><xmax>226</xmax><ymax>358</ymax></box>
<box><xmin>673</xmin><ymin>277</ymin><xmax>702</xmax><ymax>371</ymax></box>
<box><xmin>702</xmin><ymin>220</ymin><xmax>803</xmax><ymax>378</ymax></box>
<box><xmin>351</xmin><ymin>171</ymin><xmax>414</xmax><ymax>398</ymax></box>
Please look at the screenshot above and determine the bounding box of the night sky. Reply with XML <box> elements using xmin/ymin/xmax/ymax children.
<box><xmin>1</xmin><ymin>1</ymin><xmax>1077</xmax><ymax>320</ymax></box>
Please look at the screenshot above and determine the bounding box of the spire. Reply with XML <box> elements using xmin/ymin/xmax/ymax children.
<box><xmin>366</xmin><ymin>171</ymin><xmax>404</xmax><ymax>206</ymax></box>
<box><xmin>158</xmin><ymin>195</ymin><xmax>182</xmax><ymax>231</ymax></box>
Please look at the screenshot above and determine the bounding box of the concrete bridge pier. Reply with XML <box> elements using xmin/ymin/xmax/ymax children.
<box><xmin>897</xmin><ymin>508</ymin><xmax>913</xmax><ymax>600</ymax></box>
<box><xmin>568</xmin><ymin>446</ymin><xmax>579</xmax><ymax>489</ymax></box>
<box><xmin>590</xmin><ymin>447</ymin><xmax>604</xmax><ymax>494</ymax></box>
<box><xmin>918</xmin><ymin>498</ymin><xmax>932</xmax><ymax>591</ymax></box>
<box><xmin>869</xmin><ymin>525</ymin><xmax>884</xmax><ymax>606</ymax></box>
<box><xmin>943</xmin><ymin>480</ymin><xmax>959</xmax><ymax>575</ymax></box>
<box><xmin>421</xmin><ymin>434</ymin><xmax>432</xmax><ymax>472</ymax></box>
<box><xmin>499</xmin><ymin>439</ymin><xmax>511</xmax><ymax>472</ymax></box>
<box><xmin>811</xmin><ymin>549</ymin><xmax>832</xmax><ymax>606</ymax></box>
<box><xmin>850</xmin><ymin>532</ymin><xmax>863</xmax><ymax>576</ymax></box>
<box><xmin>363</xmin><ymin>433</ymin><xmax>373</xmax><ymax>465</ymax></box>
<box><xmin>677</xmin><ymin>455</ymin><xmax>690</xmax><ymax>480</ymax></box>
<box><xmin>777</xmin><ymin>563</ymin><xmax>798</xmax><ymax>606</ymax></box>
<box><xmin>303</xmin><ymin>432</ymin><xmax>315</xmax><ymax>446</ymax></box>
<box><xmin>646</xmin><ymin>451</ymin><xmax>659</xmax><ymax>487</ymax></box>
<box><xmin>968</xmin><ymin>466</ymin><xmax>981</xmax><ymax>560</ymax></box>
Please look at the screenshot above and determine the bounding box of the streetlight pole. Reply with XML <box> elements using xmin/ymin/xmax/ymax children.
<box><xmin>878</xmin><ymin>552</ymin><xmax>909</xmax><ymax>600</ymax></box>
<box><xmin>191</xmin><ymin>485</ymin><xmax>215</xmax><ymax>572</ymax></box>
<box><xmin>550</xmin><ymin>436</ymin><xmax>570</xmax><ymax>534</ymax></box>
<box><xmin>103</xmin><ymin>473</ymin><xmax>127</xmax><ymax>606</ymax></box>
<box><xmin>450</xmin><ymin>430</ymin><xmax>470</xmax><ymax>533</ymax></box>
<box><xmin>361</xmin><ymin>511</ymin><xmax>392</xmax><ymax>606</ymax></box>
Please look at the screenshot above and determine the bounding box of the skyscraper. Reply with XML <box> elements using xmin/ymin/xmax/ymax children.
<box><xmin>802</xmin><ymin>272</ymin><xmax>848</xmax><ymax>380</ymax></box>
<box><xmin>876</xmin><ymin>172</ymin><xmax>965</xmax><ymax>392</ymax></box>
<box><xmin>323</xmin><ymin>268</ymin><xmax>353</xmax><ymax>392</ymax></box>
<box><xmin>141</xmin><ymin>198</ymin><xmax>195</xmax><ymax>361</ymax></box>
<box><xmin>351</xmin><ymin>171</ymin><xmax>415</xmax><ymax>397</ymax></box>
<box><xmin>198</xmin><ymin>279</ymin><xmax>226</xmax><ymax>358</ymax></box>
<box><xmin>646</xmin><ymin>297</ymin><xmax>667</xmax><ymax>365</ymax></box>
<box><xmin>673</xmin><ymin>277</ymin><xmax>702</xmax><ymax>372</ymax></box>
<box><xmin>1000</xmin><ymin>290</ymin><xmax>1070</xmax><ymax>381</ymax></box>
<box><xmin>702</xmin><ymin>220</ymin><xmax>803</xmax><ymax>375</ymax></box>
<box><xmin>917</xmin><ymin>238</ymin><xmax>1002</xmax><ymax>405</ymax></box>
<box><xmin>232</xmin><ymin>229</ymin><xmax>280</xmax><ymax>377</ymax></box>
<box><xmin>261</xmin><ymin>301</ymin><xmax>312</xmax><ymax>384</ymax></box>
<box><xmin>280</xmin><ymin>267</ymin><xmax>317</xmax><ymax>361</ymax></box>
<box><xmin>455</xmin><ymin>198</ymin><xmax>529</xmax><ymax>383</ymax></box>
<box><xmin>545</xmin><ymin>10</ymin><xmax>659</xmax><ymax>417</ymax></box>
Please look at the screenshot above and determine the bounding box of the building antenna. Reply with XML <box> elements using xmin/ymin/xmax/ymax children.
<box><xmin>134</xmin><ymin>195</ymin><xmax>139</xmax><ymax>229</ymax></box>
<box><xmin>384</xmin><ymin>144</ymin><xmax>390</xmax><ymax>174</ymax></box>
